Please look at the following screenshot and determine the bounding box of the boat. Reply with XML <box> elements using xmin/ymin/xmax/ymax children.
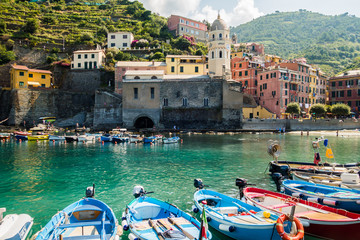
<box><xmin>244</xmin><ymin>187</ymin><xmax>360</xmax><ymax>240</ymax></box>
<box><xmin>143</xmin><ymin>136</ymin><xmax>156</xmax><ymax>144</ymax></box>
<box><xmin>77</xmin><ymin>135</ymin><xmax>95</xmax><ymax>142</ymax></box>
<box><xmin>0</xmin><ymin>207</ymin><xmax>33</xmax><ymax>240</ymax></box>
<box><xmin>14</xmin><ymin>135</ymin><xmax>27</xmax><ymax>141</ymax></box>
<box><xmin>0</xmin><ymin>133</ymin><xmax>11</xmax><ymax>140</ymax></box>
<box><xmin>163</xmin><ymin>136</ymin><xmax>180</xmax><ymax>144</ymax></box>
<box><xmin>34</xmin><ymin>185</ymin><xmax>121</xmax><ymax>240</ymax></box>
<box><xmin>122</xmin><ymin>186</ymin><xmax>212</xmax><ymax>240</ymax></box>
<box><xmin>101</xmin><ymin>134</ymin><xmax>112</xmax><ymax>142</ymax></box>
<box><xmin>65</xmin><ymin>136</ymin><xmax>78</xmax><ymax>142</ymax></box>
<box><xmin>49</xmin><ymin>135</ymin><xmax>65</xmax><ymax>141</ymax></box>
<box><xmin>27</xmin><ymin>135</ymin><xmax>49</xmax><ymax>141</ymax></box>
<box><xmin>292</xmin><ymin>171</ymin><xmax>360</xmax><ymax>189</ymax></box>
<box><xmin>129</xmin><ymin>135</ymin><xmax>142</xmax><ymax>143</ymax></box>
<box><xmin>283</xmin><ymin>180</ymin><xmax>360</xmax><ymax>213</ymax></box>
<box><xmin>193</xmin><ymin>179</ymin><xmax>303</xmax><ymax>240</ymax></box>
<box><xmin>111</xmin><ymin>135</ymin><xmax>128</xmax><ymax>144</ymax></box>
<box><xmin>13</xmin><ymin>131</ymin><xmax>31</xmax><ymax>136</ymax></box>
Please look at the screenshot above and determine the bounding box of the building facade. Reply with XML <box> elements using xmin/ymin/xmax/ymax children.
<box><xmin>231</xmin><ymin>56</ymin><xmax>261</xmax><ymax>95</ymax></box>
<box><xmin>329</xmin><ymin>70</ymin><xmax>360</xmax><ymax>115</ymax></box>
<box><xmin>165</xmin><ymin>55</ymin><xmax>208</xmax><ymax>75</ymax></box>
<box><xmin>10</xmin><ymin>65</ymin><xmax>52</xmax><ymax>89</ymax></box>
<box><xmin>167</xmin><ymin>15</ymin><xmax>207</xmax><ymax>42</ymax></box>
<box><xmin>71</xmin><ymin>49</ymin><xmax>105</xmax><ymax>70</ymax></box>
<box><xmin>107</xmin><ymin>32</ymin><xmax>134</xmax><ymax>50</ymax></box>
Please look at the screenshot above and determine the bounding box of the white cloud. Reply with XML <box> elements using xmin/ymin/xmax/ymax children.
<box><xmin>134</xmin><ymin>0</ymin><xmax>263</xmax><ymax>27</ymax></box>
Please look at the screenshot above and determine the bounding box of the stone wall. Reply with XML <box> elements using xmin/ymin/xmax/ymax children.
<box><xmin>62</xmin><ymin>70</ymin><xmax>102</xmax><ymax>93</ymax></box>
<box><xmin>93</xmin><ymin>90</ymin><xmax>122</xmax><ymax>130</ymax></box>
<box><xmin>0</xmin><ymin>90</ymin><xmax>13</xmax><ymax>122</ymax></box>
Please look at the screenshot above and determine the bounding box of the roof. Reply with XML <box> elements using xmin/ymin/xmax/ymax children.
<box><xmin>210</xmin><ymin>14</ymin><xmax>228</xmax><ymax>31</ymax></box>
<box><xmin>116</xmin><ymin>61</ymin><xmax>166</xmax><ymax>67</ymax></box>
<box><xmin>11</xmin><ymin>65</ymin><xmax>52</xmax><ymax>74</ymax></box>
<box><xmin>125</xmin><ymin>70</ymin><xmax>164</xmax><ymax>76</ymax></box>
<box><xmin>166</xmin><ymin>55</ymin><xmax>203</xmax><ymax>59</ymax></box>
<box><xmin>339</xmin><ymin>69</ymin><xmax>360</xmax><ymax>77</ymax></box>
<box><xmin>73</xmin><ymin>49</ymin><xmax>104</xmax><ymax>53</ymax></box>
<box><xmin>108</xmin><ymin>32</ymin><xmax>133</xmax><ymax>35</ymax></box>
<box><xmin>164</xmin><ymin>74</ymin><xmax>210</xmax><ymax>80</ymax></box>
<box><xmin>30</xmin><ymin>69</ymin><xmax>52</xmax><ymax>74</ymax></box>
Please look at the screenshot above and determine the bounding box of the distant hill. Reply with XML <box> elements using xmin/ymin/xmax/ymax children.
<box><xmin>231</xmin><ymin>10</ymin><xmax>360</xmax><ymax>75</ymax></box>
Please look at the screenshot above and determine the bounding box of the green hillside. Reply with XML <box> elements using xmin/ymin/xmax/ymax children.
<box><xmin>231</xmin><ymin>10</ymin><xmax>360</xmax><ymax>75</ymax></box>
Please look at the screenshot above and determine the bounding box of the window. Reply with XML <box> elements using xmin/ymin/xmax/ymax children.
<box><xmin>348</xmin><ymin>90</ymin><xmax>352</xmax><ymax>97</ymax></box>
<box><xmin>78</xmin><ymin>63</ymin><xmax>81</xmax><ymax>68</ymax></box>
<box><xmin>211</xmin><ymin>51</ymin><xmax>214</xmax><ymax>59</ymax></box>
<box><xmin>196</xmin><ymin>23</ymin><xmax>199</xmax><ymax>27</ymax></box>
<box><xmin>212</xmin><ymin>34</ymin><xmax>215</xmax><ymax>39</ymax></box>
<box><xmin>163</xmin><ymin>98</ymin><xmax>168</xmax><ymax>106</ymax></box>
<box><xmin>191</xmin><ymin>22</ymin><xmax>194</xmax><ymax>26</ymax></box>
<box><xmin>338</xmin><ymin>81</ymin><xmax>343</xmax><ymax>86</ymax></box>
<box><xmin>348</xmin><ymin>101</ymin><xmax>352</xmax><ymax>107</ymax></box>
<box><xmin>285</xmin><ymin>83</ymin><xmax>288</xmax><ymax>88</ymax></box>
<box><xmin>260</xmin><ymin>75</ymin><xmax>262</xmax><ymax>80</ymax></box>
<box><xmin>84</xmin><ymin>54</ymin><xmax>88</xmax><ymax>59</ymax></box>
<box><xmin>182</xmin><ymin>98</ymin><xmax>188</xmax><ymax>106</ymax></box>
<box><xmin>41</xmin><ymin>75</ymin><xmax>46</xmax><ymax>79</ymax></box>
<box><xmin>285</xmin><ymin>90</ymin><xmax>288</xmax><ymax>95</ymax></box>
<box><xmin>171</xmin><ymin>58</ymin><xmax>175</xmax><ymax>62</ymax></box>
<box><xmin>181</xmin><ymin>27</ymin><xmax>184</xmax><ymax>31</ymax></box>
<box><xmin>285</xmin><ymin>99</ymin><xmax>288</xmax><ymax>106</ymax></box>
<box><xmin>84</xmin><ymin>62</ymin><xmax>88</xmax><ymax>69</ymax></box>
<box><xmin>245</xmin><ymin>80</ymin><xmax>248</xmax><ymax>86</ymax></box>
<box><xmin>123</xmin><ymin>35</ymin><xmax>127</xmax><ymax>39</ymax></box>
<box><xmin>111</xmin><ymin>35</ymin><xmax>115</xmax><ymax>39</ymax></box>
<box><xmin>151</xmin><ymin>88</ymin><xmax>155</xmax><ymax>99</ymax></box>
<box><xmin>239</xmin><ymin>63</ymin><xmax>242</xmax><ymax>68</ymax></box>
<box><xmin>29</xmin><ymin>73</ymin><xmax>33</xmax><ymax>78</ymax></box>
<box><xmin>111</xmin><ymin>43</ymin><xmax>115</xmax><ymax>47</ymax></box>
<box><xmin>219</xmin><ymin>33</ymin><xmax>222</xmax><ymax>39</ymax></box>
<box><xmin>171</xmin><ymin>66</ymin><xmax>175</xmax><ymax>73</ymax></box>
<box><xmin>204</xmin><ymin>98</ymin><xmax>209</xmax><ymax>107</ymax></box>
<box><xmin>180</xmin><ymin>66</ymin><xmax>184</xmax><ymax>73</ymax></box>
<box><xmin>331</xmin><ymin>82</ymin><xmax>336</xmax><ymax>87</ymax></box>
<box><xmin>239</xmin><ymin>72</ymin><xmax>242</xmax><ymax>77</ymax></box>
<box><xmin>219</xmin><ymin>51</ymin><xmax>222</xmax><ymax>58</ymax></box>
<box><xmin>332</xmin><ymin>92</ymin><xmax>336</xmax><ymax>98</ymax></box>
<box><xmin>245</xmin><ymin>71</ymin><xmax>248</xmax><ymax>76</ymax></box>
<box><xmin>41</xmin><ymin>84</ymin><xmax>45</xmax><ymax>87</ymax></box>
<box><xmin>195</xmin><ymin>66</ymin><xmax>199</xmax><ymax>73</ymax></box>
<box><xmin>78</xmin><ymin>54</ymin><xmax>81</xmax><ymax>59</ymax></box>
<box><xmin>94</xmin><ymin>61</ymin><xmax>97</xmax><ymax>69</ymax></box>
<box><xmin>91</xmin><ymin>54</ymin><xmax>95</xmax><ymax>58</ymax></box>
<box><xmin>19</xmin><ymin>81</ymin><xmax>24</xmax><ymax>86</ymax></box>
<box><xmin>255</xmin><ymin>80</ymin><xmax>257</xmax><ymax>86</ymax></box>
<box><xmin>358</xmin><ymin>89</ymin><xmax>360</xmax><ymax>96</ymax></box>
<box><xmin>134</xmin><ymin>76</ymin><xmax>140</xmax><ymax>79</ymax></box>
<box><xmin>266</xmin><ymin>74</ymin><xmax>269</xmax><ymax>79</ymax></box>
<box><xmin>191</xmin><ymin>30</ymin><xmax>194</xmax><ymax>34</ymax></box>
<box><xmin>19</xmin><ymin>71</ymin><xmax>24</xmax><ymax>76</ymax></box>
<box><xmin>134</xmin><ymin>88</ymin><xmax>138</xmax><ymax>99</ymax></box>
<box><xmin>273</xmin><ymin>72</ymin><xmax>276</xmax><ymax>78</ymax></box>
<box><xmin>339</xmin><ymin>91</ymin><xmax>344</xmax><ymax>97</ymax></box>
<box><xmin>123</xmin><ymin>43</ymin><xmax>128</xmax><ymax>47</ymax></box>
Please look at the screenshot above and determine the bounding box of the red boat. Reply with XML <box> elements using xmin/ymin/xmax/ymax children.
<box><xmin>13</xmin><ymin>131</ymin><xmax>31</xmax><ymax>136</ymax></box>
<box><xmin>244</xmin><ymin>187</ymin><xmax>360</xmax><ymax>240</ymax></box>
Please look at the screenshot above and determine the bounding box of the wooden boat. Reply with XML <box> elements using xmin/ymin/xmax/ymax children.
<box><xmin>0</xmin><ymin>133</ymin><xmax>10</xmax><ymax>140</ymax></box>
<box><xmin>13</xmin><ymin>131</ymin><xmax>31</xmax><ymax>136</ymax></box>
<box><xmin>49</xmin><ymin>135</ymin><xmax>65</xmax><ymax>141</ymax></box>
<box><xmin>15</xmin><ymin>135</ymin><xmax>27</xmax><ymax>141</ymax></box>
<box><xmin>129</xmin><ymin>135</ymin><xmax>142</xmax><ymax>143</ymax></box>
<box><xmin>123</xmin><ymin>186</ymin><xmax>211</xmax><ymax>240</ymax></box>
<box><xmin>65</xmin><ymin>136</ymin><xmax>78</xmax><ymax>142</ymax></box>
<box><xmin>0</xmin><ymin>207</ymin><xmax>33</xmax><ymax>240</ymax></box>
<box><xmin>193</xmin><ymin>181</ymin><xmax>303</xmax><ymax>240</ymax></box>
<box><xmin>143</xmin><ymin>136</ymin><xmax>156</xmax><ymax>144</ymax></box>
<box><xmin>163</xmin><ymin>136</ymin><xmax>180</xmax><ymax>144</ymax></box>
<box><xmin>101</xmin><ymin>134</ymin><xmax>112</xmax><ymax>142</ymax></box>
<box><xmin>111</xmin><ymin>135</ymin><xmax>128</xmax><ymax>144</ymax></box>
<box><xmin>292</xmin><ymin>171</ymin><xmax>360</xmax><ymax>189</ymax></box>
<box><xmin>77</xmin><ymin>135</ymin><xmax>95</xmax><ymax>142</ymax></box>
<box><xmin>35</xmin><ymin>186</ymin><xmax>120</xmax><ymax>240</ymax></box>
<box><xmin>27</xmin><ymin>135</ymin><xmax>49</xmax><ymax>141</ymax></box>
<box><xmin>269</xmin><ymin>160</ymin><xmax>360</xmax><ymax>178</ymax></box>
<box><xmin>244</xmin><ymin>187</ymin><xmax>360</xmax><ymax>240</ymax></box>
<box><xmin>283</xmin><ymin>180</ymin><xmax>360</xmax><ymax>213</ymax></box>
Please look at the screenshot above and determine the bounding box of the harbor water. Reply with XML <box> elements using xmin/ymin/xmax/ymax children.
<box><xmin>1</xmin><ymin>133</ymin><xmax>359</xmax><ymax>239</ymax></box>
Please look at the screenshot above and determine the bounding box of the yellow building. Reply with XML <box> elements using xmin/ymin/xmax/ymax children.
<box><xmin>243</xmin><ymin>105</ymin><xmax>276</xmax><ymax>119</ymax></box>
<box><xmin>166</xmin><ymin>55</ymin><xmax>208</xmax><ymax>75</ymax></box>
<box><xmin>309</xmin><ymin>68</ymin><xmax>317</xmax><ymax>105</ymax></box>
<box><xmin>10</xmin><ymin>65</ymin><xmax>52</xmax><ymax>89</ymax></box>
<box><xmin>265</xmin><ymin>54</ymin><xmax>282</xmax><ymax>64</ymax></box>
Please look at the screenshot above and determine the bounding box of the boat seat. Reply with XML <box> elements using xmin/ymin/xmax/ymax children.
<box><xmin>132</xmin><ymin>202</ymin><xmax>162</xmax><ymax>220</ymax></box>
<box><xmin>268</xmin><ymin>203</ymin><xmax>294</xmax><ymax>209</ymax></box>
<box><xmin>58</xmin><ymin>220</ymin><xmax>111</xmax><ymax>229</ymax></box>
<box><xmin>216</xmin><ymin>207</ymin><xmax>239</xmax><ymax>214</ymax></box>
<box><xmin>62</xmin><ymin>234</ymin><xmax>112</xmax><ymax>240</ymax></box>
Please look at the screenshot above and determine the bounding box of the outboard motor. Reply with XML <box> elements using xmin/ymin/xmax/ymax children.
<box><xmin>236</xmin><ymin>178</ymin><xmax>255</xmax><ymax>199</ymax></box>
<box><xmin>86</xmin><ymin>184</ymin><xmax>95</xmax><ymax>198</ymax></box>
<box><xmin>133</xmin><ymin>186</ymin><xmax>145</xmax><ymax>198</ymax></box>
<box><xmin>272</xmin><ymin>173</ymin><xmax>283</xmax><ymax>192</ymax></box>
<box><xmin>194</xmin><ymin>179</ymin><xmax>206</xmax><ymax>189</ymax></box>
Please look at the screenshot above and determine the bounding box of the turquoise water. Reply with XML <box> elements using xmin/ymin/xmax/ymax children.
<box><xmin>1</xmin><ymin>133</ymin><xmax>359</xmax><ymax>239</ymax></box>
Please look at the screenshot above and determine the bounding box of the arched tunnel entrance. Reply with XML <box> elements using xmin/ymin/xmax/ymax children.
<box><xmin>134</xmin><ymin>116</ymin><xmax>154</xmax><ymax>129</ymax></box>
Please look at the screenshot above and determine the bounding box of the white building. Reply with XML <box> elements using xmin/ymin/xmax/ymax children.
<box><xmin>107</xmin><ymin>32</ymin><xmax>134</xmax><ymax>50</ymax></box>
<box><xmin>71</xmin><ymin>49</ymin><xmax>105</xmax><ymax>70</ymax></box>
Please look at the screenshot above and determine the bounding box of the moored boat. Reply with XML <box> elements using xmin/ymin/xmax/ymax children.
<box><xmin>65</xmin><ymin>136</ymin><xmax>78</xmax><ymax>142</ymax></box>
<box><xmin>101</xmin><ymin>134</ymin><xmax>112</xmax><ymax>142</ymax></box>
<box><xmin>13</xmin><ymin>131</ymin><xmax>31</xmax><ymax>136</ymax></box>
<box><xmin>77</xmin><ymin>134</ymin><xmax>95</xmax><ymax>142</ymax></box>
<box><xmin>14</xmin><ymin>135</ymin><xmax>27</xmax><ymax>141</ymax></box>
<box><xmin>283</xmin><ymin>180</ymin><xmax>360</xmax><ymax>213</ymax></box>
<box><xmin>34</xmin><ymin>185</ymin><xmax>121</xmax><ymax>240</ymax></box>
<box><xmin>49</xmin><ymin>135</ymin><xmax>65</xmax><ymax>141</ymax></box>
<box><xmin>27</xmin><ymin>135</ymin><xmax>49</xmax><ymax>141</ymax></box>
<box><xmin>0</xmin><ymin>133</ymin><xmax>11</xmax><ymax>140</ymax></box>
<box><xmin>193</xmin><ymin>179</ymin><xmax>303</xmax><ymax>240</ymax></box>
<box><xmin>0</xmin><ymin>207</ymin><xmax>33</xmax><ymax>240</ymax></box>
<box><xmin>244</xmin><ymin>187</ymin><xmax>360</xmax><ymax>240</ymax></box>
<box><xmin>123</xmin><ymin>186</ymin><xmax>211</xmax><ymax>240</ymax></box>
<box><xmin>143</xmin><ymin>136</ymin><xmax>156</xmax><ymax>144</ymax></box>
<box><xmin>129</xmin><ymin>135</ymin><xmax>142</xmax><ymax>143</ymax></box>
<box><xmin>163</xmin><ymin>136</ymin><xmax>180</xmax><ymax>144</ymax></box>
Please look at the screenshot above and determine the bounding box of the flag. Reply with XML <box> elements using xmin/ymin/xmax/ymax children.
<box><xmin>199</xmin><ymin>201</ymin><xmax>208</xmax><ymax>239</ymax></box>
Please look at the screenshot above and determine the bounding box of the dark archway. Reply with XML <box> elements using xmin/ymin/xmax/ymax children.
<box><xmin>134</xmin><ymin>116</ymin><xmax>154</xmax><ymax>129</ymax></box>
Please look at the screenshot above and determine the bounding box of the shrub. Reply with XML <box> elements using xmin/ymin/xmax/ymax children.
<box><xmin>46</xmin><ymin>53</ymin><xmax>59</xmax><ymax>64</ymax></box>
<box><xmin>0</xmin><ymin>45</ymin><xmax>15</xmax><ymax>65</ymax></box>
<box><xmin>0</xmin><ymin>19</ymin><xmax>6</xmax><ymax>34</ymax></box>
<box><xmin>285</xmin><ymin>102</ymin><xmax>301</xmax><ymax>116</ymax></box>
<box><xmin>42</xmin><ymin>16</ymin><xmax>57</xmax><ymax>25</ymax></box>
<box><xmin>22</xmin><ymin>18</ymin><xmax>39</xmax><ymax>34</ymax></box>
<box><xmin>331</xmin><ymin>103</ymin><xmax>351</xmax><ymax>117</ymax></box>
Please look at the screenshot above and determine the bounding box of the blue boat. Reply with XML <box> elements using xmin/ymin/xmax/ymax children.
<box><xmin>111</xmin><ymin>135</ymin><xmax>128</xmax><ymax>143</ymax></box>
<box><xmin>15</xmin><ymin>135</ymin><xmax>27</xmax><ymax>141</ymax></box>
<box><xmin>35</xmin><ymin>185</ymin><xmax>121</xmax><ymax>240</ymax></box>
<box><xmin>143</xmin><ymin>136</ymin><xmax>156</xmax><ymax>144</ymax></box>
<box><xmin>122</xmin><ymin>186</ymin><xmax>212</xmax><ymax>240</ymax></box>
<box><xmin>49</xmin><ymin>135</ymin><xmax>65</xmax><ymax>141</ymax></box>
<box><xmin>101</xmin><ymin>134</ymin><xmax>112</xmax><ymax>142</ymax></box>
<box><xmin>163</xmin><ymin>136</ymin><xmax>180</xmax><ymax>144</ymax></box>
<box><xmin>193</xmin><ymin>180</ymin><xmax>302</xmax><ymax>240</ymax></box>
<box><xmin>283</xmin><ymin>180</ymin><xmax>360</xmax><ymax>213</ymax></box>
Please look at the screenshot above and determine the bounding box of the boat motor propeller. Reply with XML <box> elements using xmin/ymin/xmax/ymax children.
<box><xmin>194</xmin><ymin>179</ymin><xmax>209</xmax><ymax>190</ymax></box>
<box><xmin>133</xmin><ymin>186</ymin><xmax>154</xmax><ymax>198</ymax></box>
<box><xmin>86</xmin><ymin>184</ymin><xmax>95</xmax><ymax>198</ymax></box>
<box><xmin>235</xmin><ymin>178</ymin><xmax>255</xmax><ymax>199</ymax></box>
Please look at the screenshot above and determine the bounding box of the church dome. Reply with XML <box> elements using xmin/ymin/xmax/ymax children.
<box><xmin>210</xmin><ymin>14</ymin><xmax>228</xmax><ymax>31</ymax></box>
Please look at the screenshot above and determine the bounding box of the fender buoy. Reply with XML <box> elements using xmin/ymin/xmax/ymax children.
<box><xmin>276</xmin><ymin>214</ymin><xmax>304</xmax><ymax>240</ymax></box>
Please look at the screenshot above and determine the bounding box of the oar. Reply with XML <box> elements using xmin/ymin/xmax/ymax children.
<box><xmin>167</xmin><ymin>217</ymin><xmax>195</xmax><ymax>240</ymax></box>
<box><xmin>148</xmin><ymin>219</ymin><xmax>165</xmax><ymax>240</ymax></box>
<box><xmin>232</xmin><ymin>201</ymin><xmax>265</xmax><ymax>222</ymax></box>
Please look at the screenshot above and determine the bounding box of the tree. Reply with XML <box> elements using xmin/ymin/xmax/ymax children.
<box><xmin>0</xmin><ymin>19</ymin><xmax>6</xmax><ymax>33</ymax></box>
<box><xmin>309</xmin><ymin>104</ymin><xmax>326</xmax><ymax>118</ymax></box>
<box><xmin>0</xmin><ymin>45</ymin><xmax>15</xmax><ymax>65</ymax></box>
<box><xmin>150</xmin><ymin>52</ymin><xmax>164</xmax><ymax>60</ymax></box>
<box><xmin>325</xmin><ymin>105</ymin><xmax>332</xmax><ymax>114</ymax></box>
<box><xmin>331</xmin><ymin>103</ymin><xmax>350</xmax><ymax>117</ymax></box>
<box><xmin>22</xmin><ymin>18</ymin><xmax>39</xmax><ymax>34</ymax></box>
<box><xmin>285</xmin><ymin>102</ymin><xmax>300</xmax><ymax>117</ymax></box>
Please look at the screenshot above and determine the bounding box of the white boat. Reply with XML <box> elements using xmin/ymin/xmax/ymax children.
<box><xmin>163</xmin><ymin>136</ymin><xmax>180</xmax><ymax>144</ymax></box>
<box><xmin>0</xmin><ymin>208</ymin><xmax>33</xmax><ymax>240</ymax></box>
<box><xmin>49</xmin><ymin>135</ymin><xmax>65</xmax><ymax>141</ymax></box>
<box><xmin>129</xmin><ymin>135</ymin><xmax>142</xmax><ymax>143</ymax></box>
<box><xmin>77</xmin><ymin>134</ymin><xmax>95</xmax><ymax>142</ymax></box>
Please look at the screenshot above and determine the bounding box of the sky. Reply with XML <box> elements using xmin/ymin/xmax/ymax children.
<box><xmin>134</xmin><ymin>0</ymin><xmax>360</xmax><ymax>27</ymax></box>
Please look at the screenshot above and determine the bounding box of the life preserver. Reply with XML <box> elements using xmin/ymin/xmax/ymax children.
<box><xmin>276</xmin><ymin>214</ymin><xmax>304</xmax><ymax>240</ymax></box>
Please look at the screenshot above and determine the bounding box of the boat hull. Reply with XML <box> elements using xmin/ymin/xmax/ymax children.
<box><xmin>27</xmin><ymin>135</ymin><xmax>49</xmax><ymax>141</ymax></box>
<box><xmin>0</xmin><ymin>212</ymin><xmax>33</xmax><ymax>240</ymax></box>
<box><xmin>15</xmin><ymin>135</ymin><xmax>27</xmax><ymax>141</ymax></box>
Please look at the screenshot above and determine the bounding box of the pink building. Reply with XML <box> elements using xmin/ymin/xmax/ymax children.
<box><xmin>231</xmin><ymin>56</ymin><xmax>261</xmax><ymax>95</ymax></box>
<box><xmin>167</xmin><ymin>15</ymin><xmax>207</xmax><ymax>42</ymax></box>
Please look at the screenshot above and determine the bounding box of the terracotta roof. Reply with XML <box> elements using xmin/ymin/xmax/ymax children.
<box><xmin>73</xmin><ymin>49</ymin><xmax>104</xmax><ymax>53</ymax></box>
<box><xmin>12</xmin><ymin>65</ymin><xmax>51</xmax><ymax>74</ymax></box>
<box><xmin>29</xmin><ymin>69</ymin><xmax>52</xmax><ymax>74</ymax></box>
<box><xmin>115</xmin><ymin>61</ymin><xmax>166</xmax><ymax>67</ymax></box>
<box><xmin>12</xmin><ymin>65</ymin><xmax>29</xmax><ymax>70</ymax></box>
<box><xmin>125</xmin><ymin>70</ymin><xmax>164</xmax><ymax>75</ymax></box>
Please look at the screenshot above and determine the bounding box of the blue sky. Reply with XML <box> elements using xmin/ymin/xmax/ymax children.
<box><xmin>135</xmin><ymin>0</ymin><xmax>360</xmax><ymax>26</ymax></box>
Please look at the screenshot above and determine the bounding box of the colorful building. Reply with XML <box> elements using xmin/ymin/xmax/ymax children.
<box><xmin>71</xmin><ymin>49</ymin><xmax>105</xmax><ymax>70</ymax></box>
<box><xmin>167</xmin><ymin>15</ymin><xmax>208</xmax><ymax>42</ymax></box>
<box><xmin>243</xmin><ymin>105</ymin><xmax>276</xmax><ymax>119</ymax></box>
<box><xmin>329</xmin><ymin>70</ymin><xmax>360</xmax><ymax>115</ymax></box>
<box><xmin>10</xmin><ymin>64</ymin><xmax>52</xmax><ymax>89</ymax></box>
<box><xmin>231</xmin><ymin>56</ymin><xmax>261</xmax><ymax>95</ymax></box>
<box><xmin>166</xmin><ymin>55</ymin><xmax>208</xmax><ymax>75</ymax></box>
<box><xmin>107</xmin><ymin>32</ymin><xmax>134</xmax><ymax>50</ymax></box>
